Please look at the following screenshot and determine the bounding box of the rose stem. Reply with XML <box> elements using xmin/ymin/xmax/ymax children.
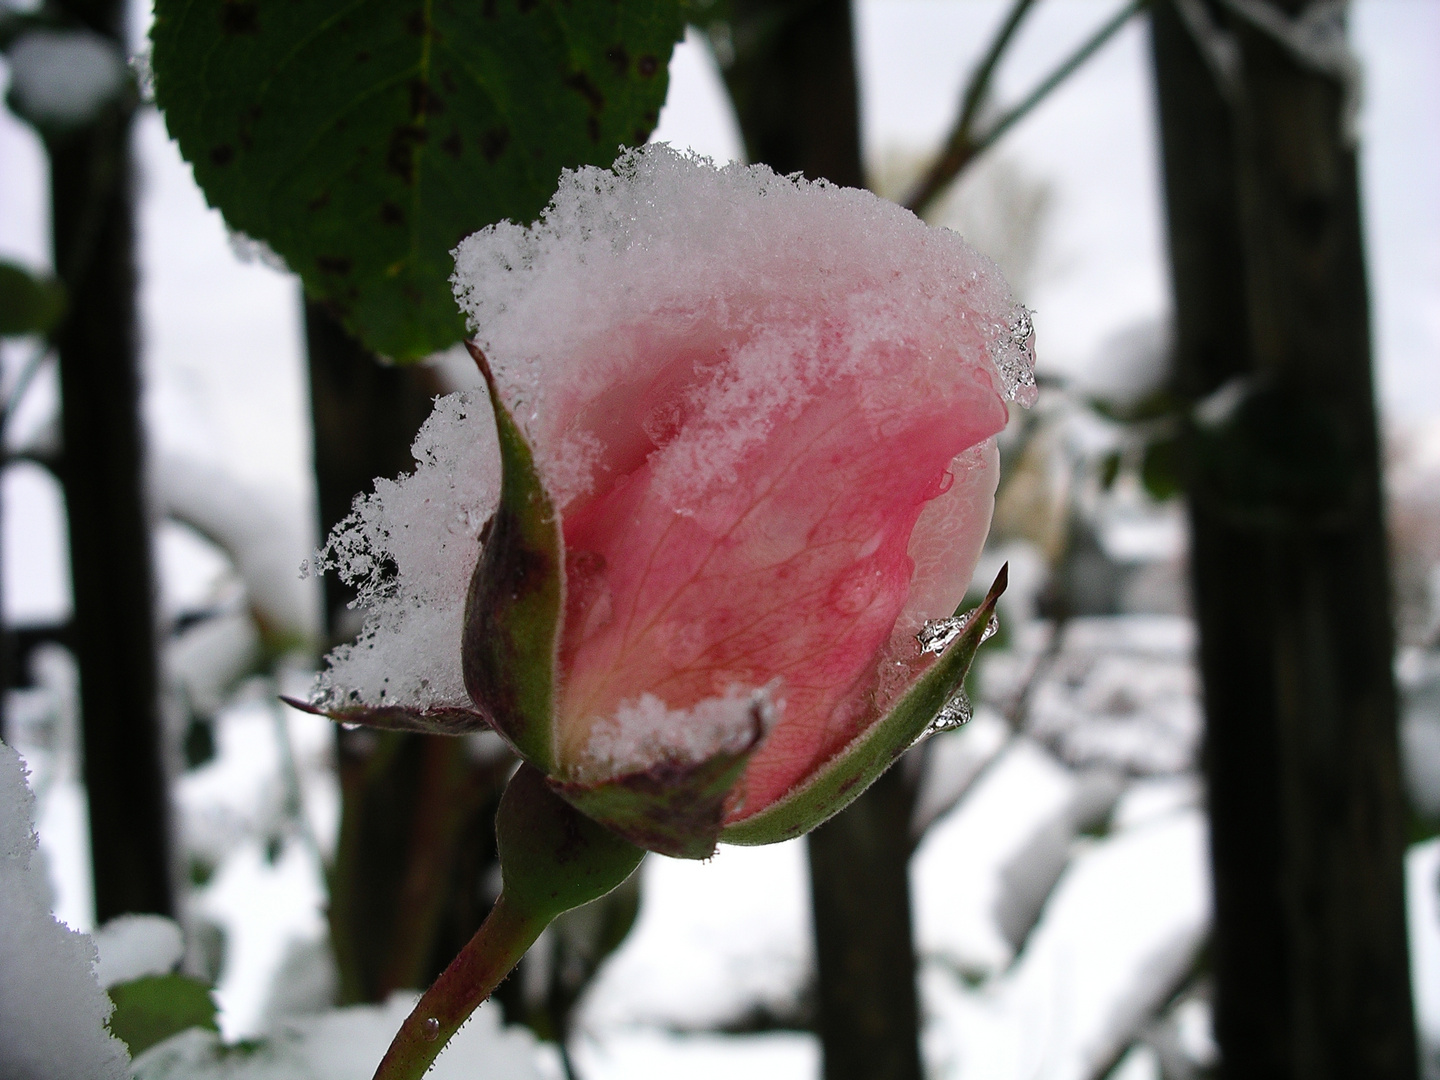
<box><xmin>370</xmin><ymin>893</ymin><xmax>547</xmax><ymax>1080</ymax></box>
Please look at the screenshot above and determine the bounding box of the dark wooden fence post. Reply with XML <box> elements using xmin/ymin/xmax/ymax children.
<box><xmin>49</xmin><ymin>0</ymin><xmax>174</xmax><ymax>921</ymax></box>
<box><xmin>1150</xmin><ymin>2</ymin><xmax>1417</xmax><ymax>1075</ymax></box>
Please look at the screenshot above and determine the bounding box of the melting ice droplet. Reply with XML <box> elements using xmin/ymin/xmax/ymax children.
<box><xmin>422</xmin><ymin>1017</ymin><xmax>441</xmax><ymax>1041</ymax></box>
<box><xmin>932</xmin><ymin>690</ymin><xmax>973</xmax><ymax>732</ymax></box>
<box><xmin>911</xmin><ymin>690</ymin><xmax>974</xmax><ymax>748</ymax></box>
<box><xmin>916</xmin><ymin>607</ymin><xmax>999</xmax><ymax>655</ymax></box>
<box><xmin>989</xmin><ymin>305</ymin><xmax>1038</xmax><ymax>407</ymax></box>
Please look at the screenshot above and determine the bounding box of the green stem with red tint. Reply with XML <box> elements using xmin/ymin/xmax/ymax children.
<box><xmin>371</xmin><ymin>764</ymin><xmax>644</xmax><ymax>1080</ymax></box>
<box><xmin>372</xmin><ymin>894</ymin><xmax>546</xmax><ymax>1079</ymax></box>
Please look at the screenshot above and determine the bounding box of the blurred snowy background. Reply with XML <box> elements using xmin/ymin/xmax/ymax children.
<box><xmin>2</xmin><ymin>0</ymin><xmax>1438</xmax><ymax>1077</ymax></box>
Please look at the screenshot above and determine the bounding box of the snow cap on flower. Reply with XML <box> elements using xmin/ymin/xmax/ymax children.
<box><xmin>311</xmin><ymin>145</ymin><xmax>1031</xmax><ymax>844</ymax></box>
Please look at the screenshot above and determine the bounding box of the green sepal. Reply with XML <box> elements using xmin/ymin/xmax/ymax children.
<box><xmin>372</xmin><ymin>763</ymin><xmax>642</xmax><ymax>1080</ymax></box>
<box><xmin>461</xmin><ymin>342</ymin><xmax>563</xmax><ymax>770</ymax></box>
<box><xmin>721</xmin><ymin>564</ymin><xmax>1008</xmax><ymax>847</ymax></box>
<box><xmin>106</xmin><ymin>973</ymin><xmax>218</xmax><ymax>1056</ymax></box>
<box><xmin>280</xmin><ymin>696</ymin><xmax>487</xmax><ymax>736</ymax></box>
<box><xmin>498</xmin><ymin>763</ymin><xmax>646</xmax><ymax>919</ymax></box>
<box><xmin>552</xmin><ymin>704</ymin><xmax>768</xmax><ymax>859</ymax></box>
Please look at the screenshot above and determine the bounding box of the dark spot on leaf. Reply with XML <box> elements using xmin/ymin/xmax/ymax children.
<box><xmin>410</xmin><ymin>79</ymin><xmax>444</xmax><ymax>118</ymax></box>
<box><xmin>380</xmin><ymin>201</ymin><xmax>404</xmax><ymax>225</ymax></box>
<box><xmin>317</xmin><ymin>255</ymin><xmax>353</xmax><ymax>275</ymax></box>
<box><xmin>586</xmin><ymin>116</ymin><xmax>600</xmax><ymax>143</ymax></box>
<box><xmin>219</xmin><ymin>0</ymin><xmax>259</xmax><ymax>33</ymax></box>
<box><xmin>637</xmin><ymin>54</ymin><xmax>659</xmax><ymax>77</ymax></box>
<box><xmin>307</xmin><ymin>191</ymin><xmax>331</xmax><ymax>212</ymax></box>
<box><xmin>440</xmin><ymin>70</ymin><xmax>457</xmax><ymax>94</ymax></box>
<box><xmin>517</xmin><ymin>0</ymin><xmax>537</xmax><ymax>11</ymax></box>
<box><xmin>480</xmin><ymin>126</ymin><xmax>509</xmax><ymax>163</ymax></box>
<box><xmin>633</xmin><ymin>127</ymin><xmax>651</xmax><ymax>144</ymax></box>
<box><xmin>237</xmin><ymin>104</ymin><xmax>261</xmax><ymax>151</ymax></box>
<box><xmin>356</xmin><ymin>50</ymin><xmax>371</xmax><ymax>62</ymax></box>
<box><xmin>210</xmin><ymin>144</ymin><xmax>234</xmax><ymax>166</ymax></box>
<box><xmin>642</xmin><ymin>109</ymin><xmax>658</xmax><ymax>127</ymax></box>
<box><xmin>406</xmin><ymin>10</ymin><xmax>428</xmax><ymax>35</ymax></box>
<box><xmin>605</xmin><ymin>45</ymin><xmax>630</xmax><ymax>74</ymax></box>
<box><xmin>481</xmin><ymin>0</ymin><xmax>497</xmax><ymax>17</ymax></box>
<box><xmin>441</xmin><ymin>130</ymin><xmax>463</xmax><ymax>159</ymax></box>
<box><xmin>565</xmin><ymin>71</ymin><xmax>605</xmax><ymax>113</ymax></box>
<box><xmin>386</xmin><ymin>125</ymin><xmax>427</xmax><ymax>183</ymax></box>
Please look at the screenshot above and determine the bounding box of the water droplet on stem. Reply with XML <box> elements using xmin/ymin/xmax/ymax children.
<box><xmin>916</xmin><ymin>608</ymin><xmax>999</xmax><ymax>655</ymax></box>
<box><xmin>930</xmin><ymin>690</ymin><xmax>973</xmax><ymax>732</ymax></box>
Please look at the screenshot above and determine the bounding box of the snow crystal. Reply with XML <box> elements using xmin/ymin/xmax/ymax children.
<box><xmin>452</xmin><ymin>144</ymin><xmax>1032</xmax><ymax>512</ymax></box>
<box><xmin>579</xmin><ymin>685</ymin><xmax>776</xmax><ymax>782</ymax></box>
<box><xmin>310</xmin><ymin>391</ymin><xmax>500</xmax><ymax>712</ymax></box>
<box><xmin>0</xmin><ymin>741</ymin><xmax>130</xmax><ymax>1079</ymax></box>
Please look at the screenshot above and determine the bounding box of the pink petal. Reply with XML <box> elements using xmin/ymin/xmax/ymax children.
<box><xmin>556</xmin><ymin>360</ymin><xmax>1006</xmax><ymax>816</ymax></box>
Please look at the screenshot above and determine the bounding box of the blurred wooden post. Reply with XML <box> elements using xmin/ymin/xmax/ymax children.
<box><xmin>48</xmin><ymin>0</ymin><xmax>174</xmax><ymax>920</ymax></box>
<box><xmin>721</xmin><ymin>3</ymin><xmax>925</xmax><ymax>1077</ymax></box>
<box><xmin>1150</xmin><ymin>2</ymin><xmax>1417</xmax><ymax>1075</ymax></box>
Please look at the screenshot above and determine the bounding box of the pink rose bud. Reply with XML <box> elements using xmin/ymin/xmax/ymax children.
<box><xmin>301</xmin><ymin>146</ymin><xmax>1034</xmax><ymax>858</ymax></box>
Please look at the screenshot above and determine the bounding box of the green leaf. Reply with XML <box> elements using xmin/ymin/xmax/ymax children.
<box><xmin>150</xmin><ymin>0</ymin><xmax>685</xmax><ymax>361</ymax></box>
<box><xmin>1098</xmin><ymin>448</ymin><xmax>1122</xmax><ymax>491</ymax></box>
<box><xmin>1141</xmin><ymin>433</ymin><xmax>1183</xmax><ymax>501</ymax></box>
<box><xmin>461</xmin><ymin>342</ymin><xmax>563</xmax><ymax>769</ymax></box>
<box><xmin>0</xmin><ymin>261</ymin><xmax>65</xmax><ymax>336</ymax></box>
<box><xmin>106</xmin><ymin>973</ymin><xmax>219</xmax><ymax>1056</ymax></box>
<box><xmin>722</xmin><ymin>564</ymin><xmax>1008</xmax><ymax>847</ymax></box>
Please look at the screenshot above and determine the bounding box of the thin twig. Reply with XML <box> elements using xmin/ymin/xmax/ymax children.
<box><xmin>905</xmin><ymin>0</ymin><xmax>1149</xmax><ymax>217</ymax></box>
<box><xmin>1</xmin><ymin>343</ymin><xmax>51</xmax><ymax>432</ymax></box>
<box><xmin>902</xmin><ymin>0</ymin><xmax>1038</xmax><ymax>215</ymax></box>
<box><xmin>959</xmin><ymin>0</ymin><xmax>1042</xmax><ymax>144</ymax></box>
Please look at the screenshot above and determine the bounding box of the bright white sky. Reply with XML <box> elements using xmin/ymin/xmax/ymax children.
<box><xmin>1</xmin><ymin>0</ymin><xmax>1437</xmax><ymax>622</ymax></box>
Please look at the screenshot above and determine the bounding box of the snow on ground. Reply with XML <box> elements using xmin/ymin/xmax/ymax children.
<box><xmin>1411</xmin><ymin>840</ymin><xmax>1440</xmax><ymax>1077</ymax></box>
<box><xmin>0</xmin><ymin>742</ymin><xmax>130</xmax><ymax>1079</ymax></box>
<box><xmin>131</xmin><ymin>997</ymin><xmax>554</xmax><ymax>1080</ymax></box>
<box><xmin>912</xmin><ymin>737</ymin><xmax>1080</xmax><ymax>976</ymax></box>
<box><xmin>572</xmin><ymin>1029</ymin><xmax>819</xmax><ymax>1080</ymax></box>
<box><xmin>580</xmin><ymin>840</ymin><xmax>814</xmax><ymax>1032</ymax></box>
<box><xmin>922</xmin><ymin>809</ymin><xmax>1209</xmax><ymax>1080</ymax></box>
<box><xmin>195</xmin><ymin>836</ymin><xmax>329</xmax><ymax>1041</ymax></box>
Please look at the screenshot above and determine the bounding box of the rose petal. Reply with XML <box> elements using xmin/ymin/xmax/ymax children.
<box><xmin>556</xmin><ymin>365</ymin><xmax>1006</xmax><ymax>814</ymax></box>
